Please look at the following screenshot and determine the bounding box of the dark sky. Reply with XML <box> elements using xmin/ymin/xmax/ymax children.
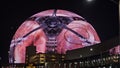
<box><xmin>0</xmin><ymin>0</ymin><xmax>119</xmax><ymax>63</ymax></box>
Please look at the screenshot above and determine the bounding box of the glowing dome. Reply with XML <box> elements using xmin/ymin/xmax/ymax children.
<box><xmin>9</xmin><ymin>9</ymin><xmax>101</xmax><ymax>63</ymax></box>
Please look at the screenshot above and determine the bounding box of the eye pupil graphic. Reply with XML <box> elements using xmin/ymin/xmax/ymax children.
<box><xmin>45</xmin><ymin>18</ymin><xmax>58</xmax><ymax>28</ymax></box>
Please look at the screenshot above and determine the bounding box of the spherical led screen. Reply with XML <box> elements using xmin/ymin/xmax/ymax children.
<box><xmin>9</xmin><ymin>9</ymin><xmax>101</xmax><ymax>63</ymax></box>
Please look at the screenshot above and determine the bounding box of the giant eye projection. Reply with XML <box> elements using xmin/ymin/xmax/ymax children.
<box><xmin>9</xmin><ymin>9</ymin><xmax>101</xmax><ymax>63</ymax></box>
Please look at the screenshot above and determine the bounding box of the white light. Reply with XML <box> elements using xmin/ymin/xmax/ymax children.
<box><xmin>80</xmin><ymin>55</ymin><xmax>82</xmax><ymax>58</ymax></box>
<box><xmin>109</xmin><ymin>66</ymin><xmax>112</xmax><ymax>68</ymax></box>
<box><xmin>86</xmin><ymin>0</ymin><xmax>94</xmax><ymax>2</ymax></box>
<box><xmin>90</xmin><ymin>48</ymin><xmax>93</xmax><ymax>51</ymax></box>
<box><xmin>103</xmin><ymin>67</ymin><xmax>106</xmax><ymax>68</ymax></box>
<box><xmin>74</xmin><ymin>62</ymin><xmax>77</xmax><ymax>64</ymax></box>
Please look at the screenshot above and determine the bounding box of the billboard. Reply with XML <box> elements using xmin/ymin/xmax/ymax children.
<box><xmin>9</xmin><ymin>9</ymin><xmax>101</xmax><ymax>63</ymax></box>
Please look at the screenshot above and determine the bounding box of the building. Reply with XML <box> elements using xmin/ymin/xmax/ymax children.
<box><xmin>2</xmin><ymin>36</ymin><xmax>119</xmax><ymax>68</ymax></box>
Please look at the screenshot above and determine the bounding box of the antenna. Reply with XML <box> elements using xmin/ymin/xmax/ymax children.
<box><xmin>52</xmin><ymin>9</ymin><xmax>57</xmax><ymax>17</ymax></box>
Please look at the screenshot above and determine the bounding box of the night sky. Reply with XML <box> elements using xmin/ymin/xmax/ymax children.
<box><xmin>0</xmin><ymin>0</ymin><xmax>119</xmax><ymax>63</ymax></box>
